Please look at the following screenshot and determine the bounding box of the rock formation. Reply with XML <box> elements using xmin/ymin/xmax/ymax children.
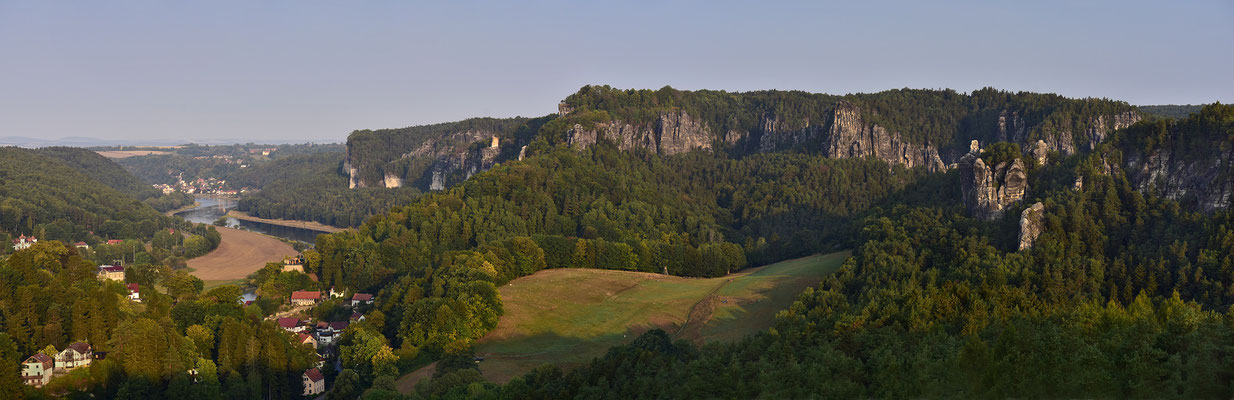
<box><xmin>820</xmin><ymin>101</ymin><xmax>947</xmax><ymax>172</ymax></box>
<box><xmin>960</xmin><ymin>151</ymin><xmax>1028</xmax><ymax>220</ymax></box>
<box><xmin>566</xmin><ymin>111</ymin><xmax>713</xmax><ymax>156</ymax></box>
<box><xmin>1123</xmin><ymin>146</ymin><xmax>1234</xmax><ymax>213</ymax></box>
<box><xmin>1018</xmin><ymin>202</ymin><xmax>1045</xmax><ymax>250</ymax></box>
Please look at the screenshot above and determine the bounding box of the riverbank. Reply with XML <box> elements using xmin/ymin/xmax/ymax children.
<box><xmin>226</xmin><ymin>210</ymin><xmax>345</xmax><ymax>233</ymax></box>
<box><xmin>164</xmin><ymin>202</ymin><xmax>201</xmax><ymax>216</ymax></box>
<box><xmin>186</xmin><ymin>226</ymin><xmax>297</xmax><ymax>280</ymax></box>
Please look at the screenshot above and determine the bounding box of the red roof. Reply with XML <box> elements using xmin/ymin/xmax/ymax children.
<box><xmin>75</xmin><ymin>241</ymin><xmax>88</xmax><ymax>246</ymax></box>
<box><xmin>127</xmin><ymin>283</ymin><xmax>139</xmax><ymax>293</ymax></box>
<box><xmin>304</xmin><ymin>368</ymin><xmax>324</xmax><ymax>382</ymax></box>
<box><xmin>106</xmin><ymin>239</ymin><xmax>124</xmax><ymax>245</ymax></box>
<box><xmin>290</xmin><ymin>291</ymin><xmax>321</xmax><ymax>300</ymax></box>
<box><xmin>99</xmin><ymin>265</ymin><xmax>125</xmax><ymax>273</ymax></box>
<box><xmin>352</xmin><ymin>293</ymin><xmax>374</xmax><ymax>301</ymax></box>
<box><xmin>66</xmin><ymin>342</ymin><xmax>91</xmax><ymax>354</ymax></box>
<box><xmin>25</xmin><ymin>353</ymin><xmax>53</xmax><ymax>368</ymax></box>
<box><xmin>328</xmin><ymin>321</ymin><xmax>349</xmax><ymax>331</ymax></box>
<box><xmin>297</xmin><ymin>333</ymin><xmax>313</xmax><ymax>343</ymax></box>
<box><xmin>277</xmin><ymin>317</ymin><xmax>300</xmax><ymax>328</ymax></box>
<box><xmin>350</xmin><ymin>312</ymin><xmax>363</xmax><ymax>321</ymax></box>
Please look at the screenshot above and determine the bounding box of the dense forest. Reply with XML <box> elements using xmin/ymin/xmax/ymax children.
<box><xmin>540</xmin><ymin>85</ymin><xmax>1137</xmax><ymax>154</ymax></box>
<box><xmin>234</xmin><ymin>153</ymin><xmax>423</xmax><ymax>227</ymax></box>
<box><xmin>394</xmin><ymin>104</ymin><xmax>1234</xmax><ymax>398</ymax></box>
<box><xmin>0</xmin><ymin>241</ymin><xmax>314</xmax><ymax>399</ymax></box>
<box><xmin>1137</xmin><ymin>104</ymin><xmax>1205</xmax><ymax>120</ymax></box>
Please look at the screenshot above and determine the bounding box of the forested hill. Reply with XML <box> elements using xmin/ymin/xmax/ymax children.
<box><xmin>0</xmin><ymin>147</ymin><xmax>184</xmax><ymax>249</ymax></box>
<box><xmin>343</xmin><ymin>86</ymin><xmax>1140</xmax><ymax>194</ymax></box>
<box><xmin>233</xmin><ymin>152</ymin><xmax>422</xmax><ymax>227</ymax></box>
<box><xmin>33</xmin><ymin>147</ymin><xmax>194</xmax><ymax>212</ymax></box>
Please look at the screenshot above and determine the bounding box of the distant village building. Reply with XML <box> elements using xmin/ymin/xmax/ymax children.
<box><xmin>290</xmin><ymin>291</ymin><xmax>321</xmax><ymax>306</ymax></box>
<box><xmin>126</xmin><ymin>283</ymin><xmax>142</xmax><ymax>302</ymax></box>
<box><xmin>296</xmin><ymin>333</ymin><xmax>317</xmax><ymax>349</ymax></box>
<box><xmin>97</xmin><ymin>265</ymin><xmax>125</xmax><ymax>281</ymax></box>
<box><xmin>105</xmin><ymin>239</ymin><xmax>124</xmax><ymax>245</ymax></box>
<box><xmin>55</xmin><ymin>342</ymin><xmax>93</xmax><ymax>370</ymax></box>
<box><xmin>302</xmin><ymin>368</ymin><xmax>326</xmax><ymax>396</ymax></box>
<box><xmin>21</xmin><ymin>353</ymin><xmax>54</xmax><ymax>387</ymax></box>
<box><xmin>328</xmin><ymin>287</ymin><xmax>345</xmax><ymax>299</ymax></box>
<box><xmin>282</xmin><ymin>256</ymin><xmax>304</xmax><ymax>273</ymax></box>
<box><xmin>350</xmin><ymin>312</ymin><xmax>365</xmax><ymax>322</ymax></box>
<box><xmin>11</xmin><ymin>235</ymin><xmax>37</xmax><ymax>251</ymax></box>
<box><xmin>351</xmin><ymin>293</ymin><xmax>374</xmax><ymax>307</ymax></box>
<box><xmin>278</xmin><ymin>317</ymin><xmax>306</xmax><ymax>333</ymax></box>
<box><xmin>74</xmin><ymin>241</ymin><xmax>90</xmax><ymax>250</ymax></box>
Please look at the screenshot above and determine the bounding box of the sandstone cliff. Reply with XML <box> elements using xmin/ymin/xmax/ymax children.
<box><xmin>566</xmin><ymin>111</ymin><xmax>715</xmax><ymax>156</ymax></box>
<box><xmin>1123</xmin><ymin>146</ymin><xmax>1234</xmax><ymax>213</ymax></box>
<box><xmin>959</xmin><ymin>152</ymin><xmax>1028</xmax><ymax>220</ymax></box>
<box><xmin>1018</xmin><ymin>202</ymin><xmax>1045</xmax><ymax>250</ymax></box>
<box><xmin>820</xmin><ymin>101</ymin><xmax>946</xmax><ymax>172</ymax></box>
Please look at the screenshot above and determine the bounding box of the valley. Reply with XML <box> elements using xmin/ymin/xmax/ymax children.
<box><xmin>468</xmin><ymin>251</ymin><xmax>850</xmax><ymax>384</ymax></box>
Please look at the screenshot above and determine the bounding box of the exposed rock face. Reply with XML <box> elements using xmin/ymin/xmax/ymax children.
<box><xmin>997</xmin><ymin>110</ymin><xmax>1028</xmax><ymax>143</ymax></box>
<box><xmin>1084</xmin><ymin>111</ymin><xmax>1141</xmax><ymax>151</ymax></box>
<box><xmin>753</xmin><ymin>101</ymin><xmax>946</xmax><ymax>172</ymax></box>
<box><xmin>1030</xmin><ymin>140</ymin><xmax>1049</xmax><ymax>165</ymax></box>
<box><xmin>1018</xmin><ymin>202</ymin><xmax>1045</xmax><ymax>250</ymax></box>
<box><xmin>566</xmin><ymin>111</ymin><xmax>713</xmax><ymax>155</ymax></box>
<box><xmin>960</xmin><ymin>153</ymin><xmax>1028</xmax><ymax>220</ymax></box>
<box><xmin>821</xmin><ymin>102</ymin><xmax>947</xmax><ymax>172</ymax></box>
<box><xmin>1123</xmin><ymin>146</ymin><xmax>1234</xmax><ymax>213</ymax></box>
<box><xmin>346</xmin><ymin>129</ymin><xmax>506</xmax><ymax>190</ymax></box>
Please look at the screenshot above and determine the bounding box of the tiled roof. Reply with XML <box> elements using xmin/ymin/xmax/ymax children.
<box><xmin>304</xmin><ymin>368</ymin><xmax>324</xmax><ymax>382</ymax></box>
<box><xmin>290</xmin><ymin>291</ymin><xmax>321</xmax><ymax>300</ymax></box>
<box><xmin>352</xmin><ymin>293</ymin><xmax>374</xmax><ymax>301</ymax></box>
<box><xmin>277</xmin><ymin>317</ymin><xmax>300</xmax><ymax>328</ymax></box>
<box><xmin>66</xmin><ymin>342</ymin><xmax>91</xmax><ymax>354</ymax></box>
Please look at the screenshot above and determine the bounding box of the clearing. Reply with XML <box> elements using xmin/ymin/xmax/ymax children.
<box><xmin>186</xmin><ymin>226</ymin><xmax>297</xmax><ymax>280</ymax></box>
<box><xmin>398</xmin><ymin>251</ymin><xmax>849</xmax><ymax>390</ymax></box>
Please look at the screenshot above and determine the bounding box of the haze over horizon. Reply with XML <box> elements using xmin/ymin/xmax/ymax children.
<box><xmin>2</xmin><ymin>0</ymin><xmax>1231</xmax><ymax>144</ymax></box>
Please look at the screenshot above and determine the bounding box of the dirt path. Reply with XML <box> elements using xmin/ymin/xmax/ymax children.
<box><xmin>186</xmin><ymin>226</ymin><xmax>297</xmax><ymax>280</ymax></box>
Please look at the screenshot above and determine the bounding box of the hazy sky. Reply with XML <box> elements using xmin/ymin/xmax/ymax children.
<box><xmin>1</xmin><ymin>1</ymin><xmax>1231</xmax><ymax>144</ymax></box>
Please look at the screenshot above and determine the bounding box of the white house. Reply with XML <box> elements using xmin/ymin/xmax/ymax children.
<box><xmin>55</xmin><ymin>342</ymin><xmax>93</xmax><ymax>370</ymax></box>
<box><xmin>302</xmin><ymin>368</ymin><xmax>325</xmax><ymax>396</ymax></box>
<box><xmin>328</xmin><ymin>287</ymin><xmax>345</xmax><ymax>299</ymax></box>
<box><xmin>351</xmin><ymin>293</ymin><xmax>374</xmax><ymax>307</ymax></box>
<box><xmin>11</xmin><ymin>235</ymin><xmax>37</xmax><ymax>251</ymax></box>
<box><xmin>21</xmin><ymin>353</ymin><xmax>54</xmax><ymax>387</ymax></box>
<box><xmin>126</xmin><ymin>283</ymin><xmax>142</xmax><ymax>302</ymax></box>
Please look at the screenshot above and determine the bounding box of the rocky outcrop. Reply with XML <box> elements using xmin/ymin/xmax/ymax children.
<box><xmin>347</xmin><ymin>129</ymin><xmax>507</xmax><ymax>190</ymax></box>
<box><xmin>566</xmin><ymin>111</ymin><xmax>713</xmax><ymax>155</ymax></box>
<box><xmin>823</xmin><ymin>102</ymin><xmax>946</xmax><ymax>172</ymax></box>
<box><xmin>1084</xmin><ymin>111</ymin><xmax>1141</xmax><ymax>151</ymax></box>
<box><xmin>752</xmin><ymin>101</ymin><xmax>946</xmax><ymax>172</ymax></box>
<box><xmin>1123</xmin><ymin>147</ymin><xmax>1234</xmax><ymax>213</ymax></box>
<box><xmin>960</xmin><ymin>151</ymin><xmax>1028</xmax><ymax>220</ymax></box>
<box><xmin>1018</xmin><ymin>202</ymin><xmax>1045</xmax><ymax>250</ymax></box>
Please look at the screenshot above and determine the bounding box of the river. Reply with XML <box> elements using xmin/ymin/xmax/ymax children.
<box><xmin>176</xmin><ymin>197</ymin><xmax>324</xmax><ymax>243</ymax></box>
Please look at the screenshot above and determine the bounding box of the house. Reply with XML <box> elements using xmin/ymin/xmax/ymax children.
<box><xmin>296</xmin><ymin>333</ymin><xmax>317</xmax><ymax>349</ymax></box>
<box><xmin>21</xmin><ymin>353</ymin><xmax>54</xmax><ymax>387</ymax></box>
<box><xmin>105</xmin><ymin>239</ymin><xmax>124</xmax><ymax>245</ymax></box>
<box><xmin>55</xmin><ymin>342</ymin><xmax>92</xmax><ymax>370</ymax></box>
<box><xmin>302</xmin><ymin>368</ymin><xmax>326</xmax><ymax>396</ymax></box>
<box><xmin>277</xmin><ymin>317</ymin><xmax>305</xmax><ymax>333</ymax></box>
<box><xmin>290</xmin><ymin>291</ymin><xmax>321</xmax><ymax>306</ymax></box>
<box><xmin>11</xmin><ymin>234</ymin><xmax>37</xmax><ymax>251</ymax></box>
<box><xmin>349</xmin><ymin>312</ymin><xmax>365</xmax><ymax>322</ymax></box>
<box><xmin>351</xmin><ymin>293</ymin><xmax>374</xmax><ymax>307</ymax></box>
<box><xmin>126</xmin><ymin>283</ymin><xmax>141</xmax><ymax>302</ymax></box>
<box><xmin>283</xmin><ymin>256</ymin><xmax>304</xmax><ymax>273</ymax></box>
<box><xmin>97</xmin><ymin>265</ymin><xmax>125</xmax><ymax>281</ymax></box>
<box><xmin>315</xmin><ymin>329</ymin><xmax>336</xmax><ymax>346</ymax></box>
<box><xmin>329</xmin><ymin>321</ymin><xmax>349</xmax><ymax>333</ymax></box>
<box><xmin>74</xmin><ymin>241</ymin><xmax>90</xmax><ymax>250</ymax></box>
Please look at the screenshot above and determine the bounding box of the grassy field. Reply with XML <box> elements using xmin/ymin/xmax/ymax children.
<box><xmin>463</xmin><ymin>251</ymin><xmax>850</xmax><ymax>384</ymax></box>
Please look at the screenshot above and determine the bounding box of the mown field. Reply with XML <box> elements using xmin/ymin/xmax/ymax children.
<box><xmin>462</xmin><ymin>251</ymin><xmax>850</xmax><ymax>384</ymax></box>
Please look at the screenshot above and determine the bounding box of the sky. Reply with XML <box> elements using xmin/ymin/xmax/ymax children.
<box><xmin>1</xmin><ymin>1</ymin><xmax>1231</xmax><ymax>144</ymax></box>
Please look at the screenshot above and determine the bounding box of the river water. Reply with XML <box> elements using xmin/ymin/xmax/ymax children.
<box><xmin>175</xmin><ymin>197</ymin><xmax>325</xmax><ymax>243</ymax></box>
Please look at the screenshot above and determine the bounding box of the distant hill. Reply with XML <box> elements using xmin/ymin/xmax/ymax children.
<box><xmin>35</xmin><ymin>146</ymin><xmax>162</xmax><ymax>200</ymax></box>
<box><xmin>1137</xmin><ymin>104</ymin><xmax>1205</xmax><ymax>119</ymax></box>
<box><xmin>0</xmin><ymin>147</ymin><xmax>179</xmax><ymax>246</ymax></box>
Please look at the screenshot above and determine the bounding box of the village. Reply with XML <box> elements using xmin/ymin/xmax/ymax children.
<box><xmin>16</xmin><ymin>255</ymin><xmax>369</xmax><ymax>398</ymax></box>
